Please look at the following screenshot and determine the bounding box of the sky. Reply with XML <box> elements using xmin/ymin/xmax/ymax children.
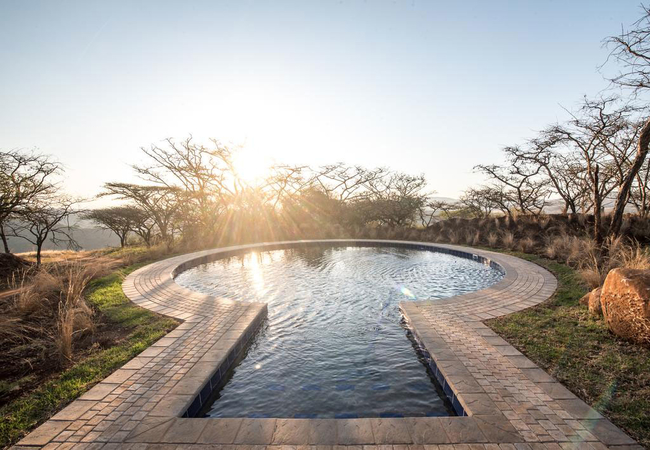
<box><xmin>0</xmin><ymin>0</ymin><xmax>644</xmax><ymax>205</ymax></box>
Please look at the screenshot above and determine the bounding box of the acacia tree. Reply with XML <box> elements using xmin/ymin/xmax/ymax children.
<box><xmin>419</xmin><ymin>199</ymin><xmax>457</xmax><ymax>227</ymax></box>
<box><xmin>603</xmin><ymin>7</ymin><xmax>650</xmax><ymax>237</ymax></box>
<box><xmin>629</xmin><ymin>157</ymin><xmax>650</xmax><ymax>217</ymax></box>
<box><xmin>131</xmin><ymin>137</ymin><xmax>240</xmax><ymax>244</ymax></box>
<box><xmin>507</xmin><ymin>138</ymin><xmax>589</xmax><ymax>215</ymax></box>
<box><xmin>84</xmin><ymin>206</ymin><xmax>149</xmax><ymax>248</ymax></box>
<box><xmin>458</xmin><ymin>188</ymin><xmax>498</xmax><ymax>219</ymax></box>
<box><xmin>0</xmin><ymin>150</ymin><xmax>60</xmax><ymax>253</ymax></box>
<box><xmin>7</xmin><ymin>196</ymin><xmax>81</xmax><ymax>265</ymax></box>
<box><xmin>263</xmin><ymin>165</ymin><xmax>311</xmax><ymax>211</ymax></box>
<box><xmin>310</xmin><ymin>163</ymin><xmax>387</xmax><ymax>203</ymax></box>
<box><xmin>100</xmin><ymin>183</ymin><xmax>179</xmax><ymax>245</ymax></box>
<box><xmin>474</xmin><ymin>148</ymin><xmax>548</xmax><ymax>216</ymax></box>
<box><xmin>361</xmin><ymin>172</ymin><xmax>429</xmax><ymax>227</ymax></box>
<box><xmin>540</xmin><ymin>97</ymin><xmax>632</xmax><ymax>243</ymax></box>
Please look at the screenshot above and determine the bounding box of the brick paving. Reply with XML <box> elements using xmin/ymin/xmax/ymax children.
<box><xmin>14</xmin><ymin>240</ymin><xmax>642</xmax><ymax>449</ymax></box>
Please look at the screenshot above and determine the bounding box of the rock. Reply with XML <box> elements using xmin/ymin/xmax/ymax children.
<box><xmin>588</xmin><ymin>287</ymin><xmax>602</xmax><ymax>317</ymax></box>
<box><xmin>600</xmin><ymin>268</ymin><xmax>650</xmax><ymax>346</ymax></box>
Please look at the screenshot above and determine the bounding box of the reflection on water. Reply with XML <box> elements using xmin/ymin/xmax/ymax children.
<box><xmin>175</xmin><ymin>246</ymin><xmax>503</xmax><ymax>418</ymax></box>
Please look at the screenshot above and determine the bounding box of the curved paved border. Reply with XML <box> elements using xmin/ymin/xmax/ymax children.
<box><xmin>16</xmin><ymin>240</ymin><xmax>641</xmax><ymax>449</ymax></box>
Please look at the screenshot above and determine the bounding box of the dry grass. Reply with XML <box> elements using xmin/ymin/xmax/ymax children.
<box><xmin>518</xmin><ymin>236</ymin><xmax>536</xmax><ymax>253</ymax></box>
<box><xmin>52</xmin><ymin>263</ymin><xmax>107</xmax><ymax>363</ymax></box>
<box><xmin>609</xmin><ymin>238</ymin><xmax>650</xmax><ymax>270</ymax></box>
<box><xmin>0</xmin><ymin>252</ymin><xmax>127</xmax><ymax>372</ymax></box>
<box><xmin>16</xmin><ymin>250</ymin><xmax>102</xmax><ymax>265</ymax></box>
<box><xmin>538</xmin><ymin>214</ymin><xmax>551</xmax><ymax>230</ymax></box>
<box><xmin>501</xmin><ymin>231</ymin><xmax>515</xmax><ymax>249</ymax></box>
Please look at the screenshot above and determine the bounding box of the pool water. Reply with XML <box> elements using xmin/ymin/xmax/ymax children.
<box><xmin>175</xmin><ymin>246</ymin><xmax>503</xmax><ymax>418</ymax></box>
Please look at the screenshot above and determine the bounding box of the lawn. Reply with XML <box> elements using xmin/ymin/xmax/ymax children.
<box><xmin>487</xmin><ymin>253</ymin><xmax>650</xmax><ymax>449</ymax></box>
<box><xmin>0</xmin><ymin>263</ymin><xmax>178</xmax><ymax>449</ymax></box>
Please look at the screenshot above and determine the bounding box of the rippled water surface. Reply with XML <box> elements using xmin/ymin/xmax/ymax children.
<box><xmin>175</xmin><ymin>246</ymin><xmax>503</xmax><ymax>418</ymax></box>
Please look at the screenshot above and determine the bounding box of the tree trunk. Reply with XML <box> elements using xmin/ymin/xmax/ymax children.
<box><xmin>610</xmin><ymin>117</ymin><xmax>650</xmax><ymax>237</ymax></box>
<box><xmin>594</xmin><ymin>165</ymin><xmax>603</xmax><ymax>246</ymax></box>
<box><xmin>0</xmin><ymin>223</ymin><xmax>10</xmax><ymax>253</ymax></box>
<box><xmin>36</xmin><ymin>241</ymin><xmax>43</xmax><ymax>266</ymax></box>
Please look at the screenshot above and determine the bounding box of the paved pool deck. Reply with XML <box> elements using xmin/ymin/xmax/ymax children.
<box><xmin>15</xmin><ymin>240</ymin><xmax>642</xmax><ymax>450</ymax></box>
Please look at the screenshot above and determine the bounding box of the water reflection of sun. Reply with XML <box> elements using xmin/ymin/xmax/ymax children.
<box><xmin>247</xmin><ymin>252</ymin><xmax>266</xmax><ymax>295</ymax></box>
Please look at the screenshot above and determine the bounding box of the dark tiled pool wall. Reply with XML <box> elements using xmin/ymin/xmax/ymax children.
<box><xmin>182</xmin><ymin>307</ymin><xmax>267</xmax><ymax>418</ymax></box>
<box><xmin>402</xmin><ymin>312</ymin><xmax>467</xmax><ymax>417</ymax></box>
<box><xmin>172</xmin><ymin>240</ymin><xmax>506</xmax><ymax>279</ymax></box>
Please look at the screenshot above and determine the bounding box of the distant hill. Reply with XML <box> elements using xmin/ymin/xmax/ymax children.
<box><xmin>6</xmin><ymin>228</ymin><xmax>119</xmax><ymax>253</ymax></box>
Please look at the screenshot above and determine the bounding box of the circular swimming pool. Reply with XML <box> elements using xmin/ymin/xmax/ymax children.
<box><xmin>175</xmin><ymin>245</ymin><xmax>504</xmax><ymax>418</ymax></box>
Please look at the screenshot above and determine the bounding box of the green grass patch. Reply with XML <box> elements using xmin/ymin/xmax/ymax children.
<box><xmin>0</xmin><ymin>263</ymin><xmax>178</xmax><ymax>449</ymax></box>
<box><xmin>487</xmin><ymin>252</ymin><xmax>650</xmax><ymax>448</ymax></box>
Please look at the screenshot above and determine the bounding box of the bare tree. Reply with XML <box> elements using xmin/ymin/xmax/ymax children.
<box><xmin>310</xmin><ymin>163</ymin><xmax>387</xmax><ymax>203</ymax></box>
<box><xmin>458</xmin><ymin>188</ymin><xmax>498</xmax><ymax>219</ymax></box>
<box><xmin>131</xmin><ymin>137</ymin><xmax>240</xmax><ymax>243</ymax></box>
<box><xmin>132</xmin><ymin>212</ymin><xmax>158</xmax><ymax>247</ymax></box>
<box><xmin>0</xmin><ymin>150</ymin><xmax>60</xmax><ymax>253</ymax></box>
<box><xmin>605</xmin><ymin>5</ymin><xmax>650</xmax><ymax>92</ymax></box>
<box><xmin>263</xmin><ymin>165</ymin><xmax>311</xmax><ymax>211</ymax></box>
<box><xmin>100</xmin><ymin>183</ymin><xmax>179</xmax><ymax>245</ymax></box>
<box><xmin>352</xmin><ymin>172</ymin><xmax>428</xmax><ymax>227</ymax></box>
<box><xmin>603</xmin><ymin>8</ymin><xmax>650</xmax><ymax>237</ymax></box>
<box><xmin>84</xmin><ymin>206</ymin><xmax>148</xmax><ymax>248</ymax></box>
<box><xmin>629</xmin><ymin>157</ymin><xmax>650</xmax><ymax>217</ymax></box>
<box><xmin>542</xmin><ymin>97</ymin><xmax>628</xmax><ymax>243</ymax></box>
<box><xmin>509</xmin><ymin>138</ymin><xmax>589</xmax><ymax>214</ymax></box>
<box><xmin>475</xmin><ymin>151</ymin><xmax>548</xmax><ymax>216</ymax></box>
<box><xmin>419</xmin><ymin>198</ymin><xmax>459</xmax><ymax>227</ymax></box>
<box><xmin>7</xmin><ymin>196</ymin><xmax>81</xmax><ymax>265</ymax></box>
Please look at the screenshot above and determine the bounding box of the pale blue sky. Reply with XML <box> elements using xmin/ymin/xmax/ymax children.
<box><xmin>0</xmin><ymin>0</ymin><xmax>642</xmax><ymax>201</ymax></box>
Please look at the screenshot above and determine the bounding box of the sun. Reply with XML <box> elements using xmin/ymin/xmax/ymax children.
<box><xmin>232</xmin><ymin>148</ymin><xmax>271</xmax><ymax>185</ymax></box>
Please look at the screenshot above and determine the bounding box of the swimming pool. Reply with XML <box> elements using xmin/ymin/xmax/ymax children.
<box><xmin>174</xmin><ymin>245</ymin><xmax>504</xmax><ymax>418</ymax></box>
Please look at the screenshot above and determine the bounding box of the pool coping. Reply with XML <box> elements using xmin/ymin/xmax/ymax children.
<box><xmin>15</xmin><ymin>239</ymin><xmax>642</xmax><ymax>449</ymax></box>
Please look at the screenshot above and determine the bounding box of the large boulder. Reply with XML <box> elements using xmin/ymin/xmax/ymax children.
<box><xmin>600</xmin><ymin>268</ymin><xmax>650</xmax><ymax>346</ymax></box>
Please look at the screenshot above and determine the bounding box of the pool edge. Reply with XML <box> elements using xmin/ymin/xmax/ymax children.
<box><xmin>17</xmin><ymin>240</ymin><xmax>641</xmax><ymax>449</ymax></box>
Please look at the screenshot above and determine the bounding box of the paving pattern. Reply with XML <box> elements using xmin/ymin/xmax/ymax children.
<box><xmin>14</xmin><ymin>240</ymin><xmax>642</xmax><ymax>450</ymax></box>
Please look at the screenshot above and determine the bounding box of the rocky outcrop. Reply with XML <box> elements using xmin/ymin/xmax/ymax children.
<box><xmin>600</xmin><ymin>268</ymin><xmax>650</xmax><ymax>346</ymax></box>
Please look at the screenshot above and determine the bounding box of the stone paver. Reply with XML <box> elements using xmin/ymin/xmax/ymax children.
<box><xmin>15</xmin><ymin>239</ymin><xmax>642</xmax><ymax>450</ymax></box>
